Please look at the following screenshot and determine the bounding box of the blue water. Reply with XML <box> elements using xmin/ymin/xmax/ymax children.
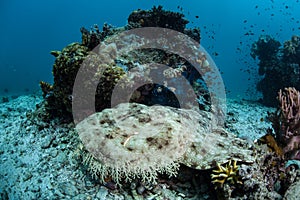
<box><xmin>1</xmin><ymin>0</ymin><xmax>300</xmax><ymax>98</ymax></box>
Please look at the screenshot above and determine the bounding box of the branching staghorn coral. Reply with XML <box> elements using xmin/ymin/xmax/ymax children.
<box><xmin>211</xmin><ymin>160</ymin><xmax>242</xmax><ymax>188</ymax></box>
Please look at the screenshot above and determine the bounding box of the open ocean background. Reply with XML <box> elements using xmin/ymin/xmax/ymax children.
<box><xmin>1</xmin><ymin>0</ymin><xmax>300</xmax><ymax>98</ymax></box>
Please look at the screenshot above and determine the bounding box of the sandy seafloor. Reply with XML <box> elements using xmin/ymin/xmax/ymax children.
<box><xmin>0</xmin><ymin>94</ymin><xmax>276</xmax><ymax>200</ymax></box>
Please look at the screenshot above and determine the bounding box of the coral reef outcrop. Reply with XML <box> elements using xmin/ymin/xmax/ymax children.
<box><xmin>40</xmin><ymin>42</ymin><xmax>125</xmax><ymax>121</ymax></box>
<box><xmin>40</xmin><ymin>43</ymin><xmax>89</xmax><ymax>121</ymax></box>
<box><xmin>127</xmin><ymin>6</ymin><xmax>200</xmax><ymax>42</ymax></box>
<box><xmin>251</xmin><ymin>35</ymin><xmax>300</xmax><ymax>106</ymax></box>
<box><xmin>40</xmin><ymin>6</ymin><xmax>204</xmax><ymax>122</ymax></box>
